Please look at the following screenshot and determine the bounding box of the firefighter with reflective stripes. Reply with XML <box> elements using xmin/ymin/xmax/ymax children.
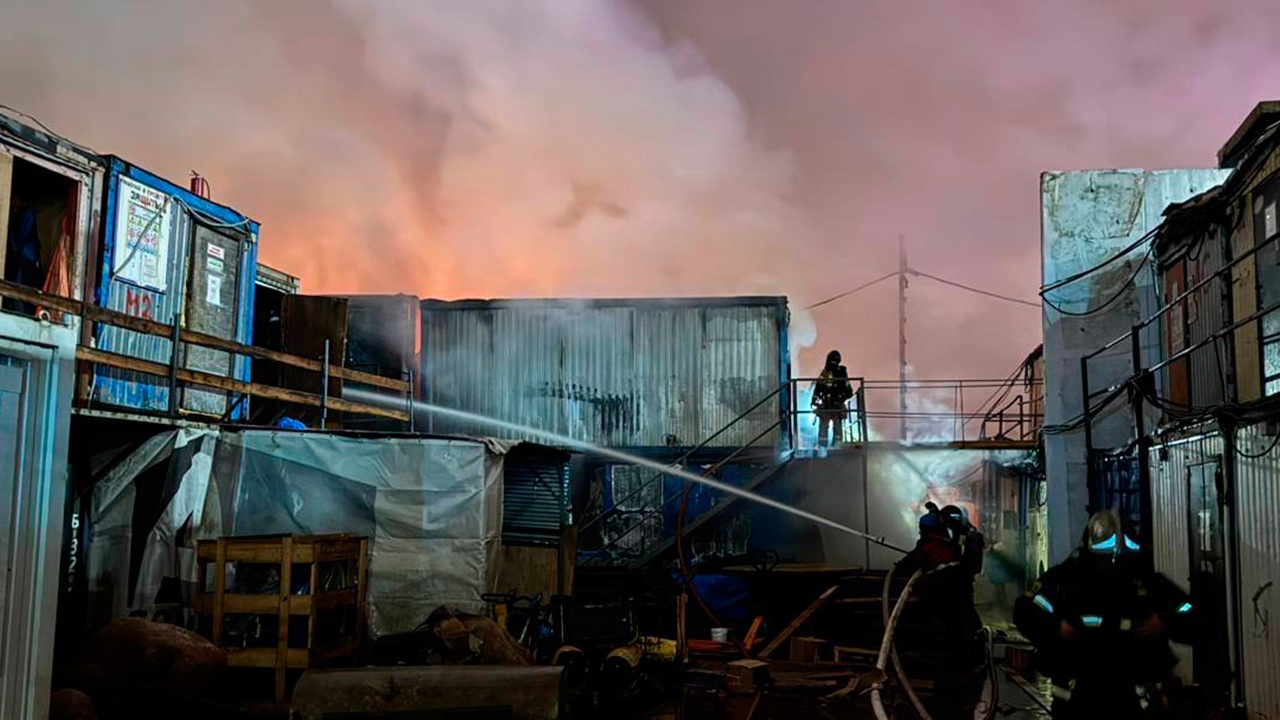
<box><xmin>1014</xmin><ymin>509</ymin><xmax>1195</xmax><ymax>719</ymax></box>
<box><xmin>900</xmin><ymin>503</ymin><xmax>985</xmax><ymax>670</ymax></box>
<box><xmin>812</xmin><ymin>350</ymin><xmax>853</xmax><ymax>448</ymax></box>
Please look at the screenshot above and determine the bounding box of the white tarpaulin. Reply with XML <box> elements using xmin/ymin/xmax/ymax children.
<box><xmin>219</xmin><ymin>431</ymin><xmax>505</xmax><ymax>635</ymax></box>
<box><xmin>87</xmin><ymin>428</ymin><xmax>507</xmax><ymax>638</ymax></box>
<box><xmin>87</xmin><ymin>427</ymin><xmax>220</xmax><ymax>625</ymax></box>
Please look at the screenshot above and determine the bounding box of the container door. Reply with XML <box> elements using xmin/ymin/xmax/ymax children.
<box><xmin>1187</xmin><ymin>459</ymin><xmax>1230</xmax><ymax>704</ymax></box>
<box><xmin>181</xmin><ymin>225</ymin><xmax>244</xmax><ymax>417</ymax></box>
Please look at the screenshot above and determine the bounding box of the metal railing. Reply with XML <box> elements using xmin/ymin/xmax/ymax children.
<box><xmin>0</xmin><ymin>278</ymin><xmax>413</xmax><ymax>424</ymax></box>
<box><xmin>578</xmin><ymin>372</ymin><xmax>1044</xmax><ymax>567</ymax></box>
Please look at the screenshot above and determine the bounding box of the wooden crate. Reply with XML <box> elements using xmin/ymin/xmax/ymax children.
<box><xmin>194</xmin><ymin>534</ymin><xmax>369</xmax><ymax>704</ymax></box>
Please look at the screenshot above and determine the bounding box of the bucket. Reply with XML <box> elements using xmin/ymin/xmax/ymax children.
<box><xmin>710</xmin><ymin>628</ymin><xmax>730</xmax><ymax>643</ymax></box>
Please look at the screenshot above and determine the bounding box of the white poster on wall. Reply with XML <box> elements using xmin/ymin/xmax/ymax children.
<box><xmin>112</xmin><ymin>175</ymin><xmax>172</xmax><ymax>292</ymax></box>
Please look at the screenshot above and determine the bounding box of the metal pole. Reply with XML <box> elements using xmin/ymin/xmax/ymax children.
<box><xmin>167</xmin><ymin>317</ymin><xmax>182</xmax><ymax>418</ymax></box>
<box><xmin>1130</xmin><ymin>326</ymin><xmax>1154</xmax><ymax>571</ymax></box>
<box><xmin>320</xmin><ymin>339</ymin><xmax>331</xmax><ymax>430</ymax></box>
<box><xmin>1080</xmin><ymin>355</ymin><xmax>1093</xmax><ymax>466</ymax></box>
<box><xmin>899</xmin><ymin>235</ymin><xmax>908</xmax><ymax>442</ymax></box>
<box><xmin>407</xmin><ymin>368</ymin><xmax>416</xmax><ymax>433</ymax></box>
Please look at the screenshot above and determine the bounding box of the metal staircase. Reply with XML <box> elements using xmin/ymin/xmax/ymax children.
<box><xmin>577</xmin><ymin>378</ymin><xmax>869</xmax><ymax>569</ymax></box>
<box><xmin>576</xmin><ymin>382</ymin><xmax>789</xmax><ymax>568</ymax></box>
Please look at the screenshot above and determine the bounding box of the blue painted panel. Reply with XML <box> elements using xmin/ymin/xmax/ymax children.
<box><xmin>90</xmin><ymin>157</ymin><xmax>258</xmax><ymax>417</ymax></box>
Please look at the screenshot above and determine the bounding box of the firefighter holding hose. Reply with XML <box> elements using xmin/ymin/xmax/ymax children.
<box><xmin>812</xmin><ymin>350</ymin><xmax>853</xmax><ymax>448</ymax></box>
<box><xmin>1014</xmin><ymin>509</ymin><xmax>1195</xmax><ymax>720</ymax></box>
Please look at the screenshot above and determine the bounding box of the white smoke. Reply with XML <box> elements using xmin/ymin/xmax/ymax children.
<box><xmin>0</xmin><ymin>0</ymin><xmax>821</xmax><ymax>302</ymax></box>
<box><xmin>331</xmin><ymin>0</ymin><xmax>819</xmax><ymax>299</ymax></box>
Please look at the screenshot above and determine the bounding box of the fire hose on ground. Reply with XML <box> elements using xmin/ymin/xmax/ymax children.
<box><xmin>881</xmin><ymin>567</ymin><xmax>934</xmax><ymax>720</ymax></box>
<box><xmin>876</xmin><ymin>566</ymin><xmax>999</xmax><ymax>720</ymax></box>
<box><xmin>873</xmin><ymin>568</ymin><xmax>924</xmax><ymax>720</ymax></box>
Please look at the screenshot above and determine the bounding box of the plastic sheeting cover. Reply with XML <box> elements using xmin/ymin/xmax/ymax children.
<box><xmin>88</xmin><ymin>429</ymin><xmax>508</xmax><ymax>639</ymax></box>
<box><xmin>218</xmin><ymin>431</ymin><xmax>505</xmax><ymax>636</ymax></box>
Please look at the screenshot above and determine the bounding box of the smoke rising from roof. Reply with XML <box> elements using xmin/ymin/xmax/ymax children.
<box><xmin>3</xmin><ymin>0</ymin><xmax>1277</xmax><ymax>381</ymax></box>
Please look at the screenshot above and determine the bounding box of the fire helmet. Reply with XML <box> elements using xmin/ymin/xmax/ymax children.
<box><xmin>1081</xmin><ymin>508</ymin><xmax>1140</xmax><ymax>557</ymax></box>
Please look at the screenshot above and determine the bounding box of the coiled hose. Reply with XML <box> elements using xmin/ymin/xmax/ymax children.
<box><xmin>879</xmin><ymin>566</ymin><xmax>1000</xmax><ymax>720</ymax></box>
<box><xmin>881</xmin><ymin>566</ymin><xmax>934</xmax><ymax>720</ymax></box>
<box><xmin>873</xmin><ymin>569</ymin><xmax>923</xmax><ymax>720</ymax></box>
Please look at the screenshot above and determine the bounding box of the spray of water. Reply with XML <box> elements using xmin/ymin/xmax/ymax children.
<box><xmin>346</xmin><ymin>388</ymin><xmax>907</xmax><ymax>553</ymax></box>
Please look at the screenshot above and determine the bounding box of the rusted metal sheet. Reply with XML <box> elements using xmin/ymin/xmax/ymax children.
<box><xmin>420</xmin><ymin>297</ymin><xmax>789</xmax><ymax>449</ymax></box>
<box><xmin>90</xmin><ymin>157</ymin><xmax>258</xmax><ymax>416</ymax></box>
<box><xmin>1229</xmin><ymin>422</ymin><xmax>1280</xmax><ymax>719</ymax></box>
<box><xmin>1163</xmin><ymin>259</ymin><xmax>1190</xmax><ymax>408</ymax></box>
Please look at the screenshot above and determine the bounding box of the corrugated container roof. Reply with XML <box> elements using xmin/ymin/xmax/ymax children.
<box><xmin>423</xmin><ymin>296</ymin><xmax>788</xmax><ymax>310</ymax></box>
<box><xmin>255</xmin><ymin>264</ymin><xmax>300</xmax><ymax>295</ymax></box>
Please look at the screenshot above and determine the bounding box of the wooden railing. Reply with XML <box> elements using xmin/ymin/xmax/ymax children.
<box><xmin>0</xmin><ymin>278</ymin><xmax>410</xmax><ymax>423</ymax></box>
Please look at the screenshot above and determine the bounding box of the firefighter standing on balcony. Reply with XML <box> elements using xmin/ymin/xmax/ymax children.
<box><xmin>812</xmin><ymin>350</ymin><xmax>853</xmax><ymax>447</ymax></box>
<box><xmin>1014</xmin><ymin>509</ymin><xmax>1195</xmax><ymax>720</ymax></box>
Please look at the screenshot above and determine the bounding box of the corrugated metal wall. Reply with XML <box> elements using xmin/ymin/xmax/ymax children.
<box><xmin>1230</xmin><ymin>422</ymin><xmax>1280</xmax><ymax>720</ymax></box>
<box><xmin>1153</xmin><ymin>426</ymin><xmax>1280</xmax><ymax>718</ymax></box>
<box><xmin>90</xmin><ymin>159</ymin><xmax>258</xmax><ymax>417</ymax></box>
<box><xmin>1188</xmin><ymin>231</ymin><xmax>1230</xmax><ymax>408</ymax></box>
<box><xmin>421</xmin><ymin>298</ymin><xmax>788</xmax><ymax>449</ymax></box>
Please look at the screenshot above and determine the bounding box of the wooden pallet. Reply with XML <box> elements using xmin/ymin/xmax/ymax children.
<box><xmin>194</xmin><ymin>534</ymin><xmax>369</xmax><ymax>704</ymax></box>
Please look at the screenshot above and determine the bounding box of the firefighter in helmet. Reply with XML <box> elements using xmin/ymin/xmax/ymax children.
<box><xmin>812</xmin><ymin>350</ymin><xmax>853</xmax><ymax>448</ymax></box>
<box><xmin>1014</xmin><ymin>509</ymin><xmax>1195</xmax><ymax>720</ymax></box>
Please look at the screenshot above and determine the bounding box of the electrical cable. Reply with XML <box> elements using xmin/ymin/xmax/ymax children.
<box><xmin>171</xmin><ymin>196</ymin><xmax>253</xmax><ymax>230</ymax></box>
<box><xmin>1042</xmin><ymin>244</ymin><xmax>1154</xmax><ymax>317</ymax></box>
<box><xmin>0</xmin><ymin>103</ymin><xmax>97</xmax><ymax>156</ymax></box>
<box><xmin>805</xmin><ymin>271</ymin><xmax>898</xmax><ymax>311</ymax></box>
<box><xmin>909</xmin><ymin>270</ymin><xmax>1040</xmax><ymax>308</ymax></box>
<box><xmin>1039</xmin><ymin>226</ymin><xmax>1159</xmax><ymax>295</ymax></box>
<box><xmin>1222</xmin><ymin>424</ymin><xmax>1280</xmax><ymax>460</ymax></box>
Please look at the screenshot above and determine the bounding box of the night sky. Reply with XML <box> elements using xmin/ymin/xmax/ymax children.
<box><xmin>2</xmin><ymin>0</ymin><xmax>1275</xmax><ymax>383</ymax></box>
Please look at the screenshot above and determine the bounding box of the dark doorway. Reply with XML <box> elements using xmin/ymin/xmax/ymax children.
<box><xmin>1187</xmin><ymin>458</ymin><xmax>1230</xmax><ymax>704</ymax></box>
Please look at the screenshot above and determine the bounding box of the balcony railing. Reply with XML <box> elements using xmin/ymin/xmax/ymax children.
<box><xmin>0</xmin><ymin>278</ymin><xmax>412</xmax><ymax>424</ymax></box>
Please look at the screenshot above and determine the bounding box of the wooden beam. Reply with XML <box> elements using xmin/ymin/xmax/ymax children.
<box><xmin>76</xmin><ymin>346</ymin><xmax>409</xmax><ymax>422</ymax></box>
<box><xmin>0</xmin><ymin>278</ymin><xmax>410</xmax><ymax>393</ymax></box>
<box><xmin>757</xmin><ymin>585</ymin><xmax>839</xmax><ymax>659</ymax></box>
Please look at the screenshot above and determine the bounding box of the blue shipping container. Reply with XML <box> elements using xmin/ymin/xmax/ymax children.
<box><xmin>90</xmin><ymin>157</ymin><xmax>258</xmax><ymax>418</ymax></box>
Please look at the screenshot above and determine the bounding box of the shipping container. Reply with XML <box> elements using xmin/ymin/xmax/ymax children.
<box><xmin>420</xmin><ymin>297</ymin><xmax>790</xmax><ymax>450</ymax></box>
<box><xmin>1154</xmin><ymin>188</ymin><xmax>1233</xmax><ymax>410</ymax></box>
<box><xmin>1228</xmin><ymin>422</ymin><xmax>1280</xmax><ymax>719</ymax></box>
<box><xmin>88</xmin><ymin>157</ymin><xmax>258</xmax><ymax>418</ymax></box>
<box><xmin>0</xmin><ymin>111</ymin><xmax>102</xmax><ymax>313</ymax></box>
<box><xmin>1150</xmin><ymin>425</ymin><xmax>1280</xmax><ymax>717</ymax></box>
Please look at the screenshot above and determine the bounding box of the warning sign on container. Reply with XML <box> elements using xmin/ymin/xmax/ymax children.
<box><xmin>206</xmin><ymin>275</ymin><xmax>223</xmax><ymax>307</ymax></box>
<box><xmin>112</xmin><ymin>176</ymin><xmax>172</xmax><ymax>292</ymax></box>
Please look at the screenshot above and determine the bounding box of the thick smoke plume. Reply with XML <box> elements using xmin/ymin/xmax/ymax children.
<box><xmin>5</xmin><ymin>0</ymin><xmax>1274</xmax><ymax>383</ymax></box>
<box><xmin>0</xmin><ymin>1</ymin><xmax>817</xmax><ymax>359</ymax></box>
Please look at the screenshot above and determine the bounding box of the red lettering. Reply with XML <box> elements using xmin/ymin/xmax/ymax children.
<box><xmin>123</xmin><ymin>288</ymin><xmax>154</xmax><ymax>320</ymax></box>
